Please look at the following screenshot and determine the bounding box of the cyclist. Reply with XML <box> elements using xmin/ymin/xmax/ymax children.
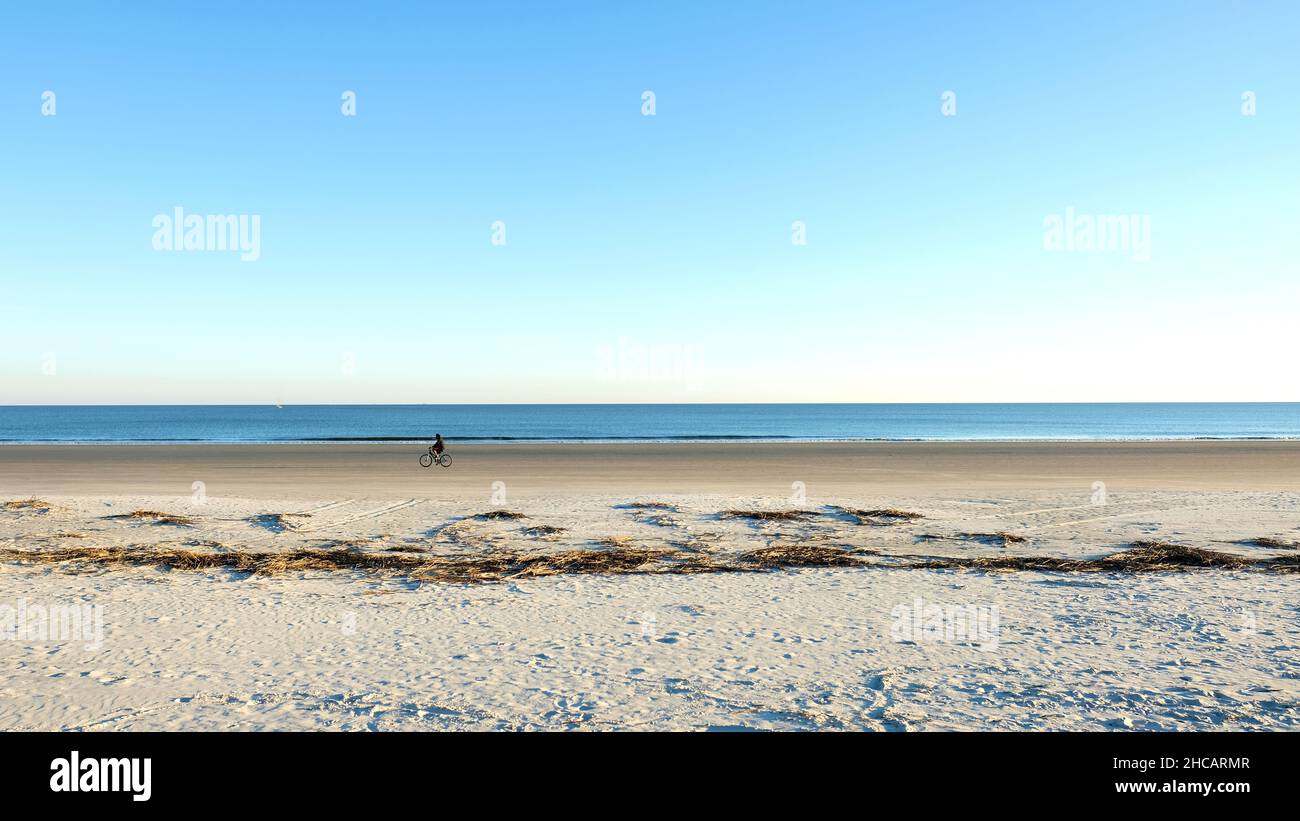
<box><xmin>431</xmin><ymin>433</ymin><xmax>445</xmax><ymax>458</ymax></box>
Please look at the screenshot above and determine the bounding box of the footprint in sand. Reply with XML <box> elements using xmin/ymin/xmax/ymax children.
<box><xmin>664</xmin><ymin>677</ymin><xmax>691</xmax><ymax>695</ymax></box>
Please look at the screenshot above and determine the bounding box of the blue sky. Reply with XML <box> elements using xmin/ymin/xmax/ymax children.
<box><xmin>2</xmin><ymin>1</ymin><xmax>1298</xmax><ymax>403</ymax></box>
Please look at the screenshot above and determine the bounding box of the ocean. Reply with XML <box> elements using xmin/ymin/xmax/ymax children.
<box><xmin>1</xmin><ymin>403</ymin><xmax>1298</xmax><ymax>443</ymax></box>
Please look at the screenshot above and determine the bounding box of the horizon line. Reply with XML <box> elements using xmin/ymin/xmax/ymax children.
<box><xmin>5</xmin><ymin>401</ymin><xmax>1300</xmax><ymax>408</ymax></box>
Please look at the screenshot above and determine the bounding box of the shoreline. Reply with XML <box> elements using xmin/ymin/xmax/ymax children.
<box><xmin>3</xmin><ymin>435</ymin><xmax>1300</xmax><ymax>445</ymax></box>
<box><xmin>5</xmin><ymin>440</ymin><xmax>1300</xmax><ymax>496</ymax></box>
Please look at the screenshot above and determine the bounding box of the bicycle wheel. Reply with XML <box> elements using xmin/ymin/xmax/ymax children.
<box><xmin>438</xmin><ymin>453</ymin><xmax>452</xmax><ymax>467</ymax></box>
<box><xmin>419</xmin><ymin>453</ymin><xmax>433</xmax><ymax>468</ymax></box>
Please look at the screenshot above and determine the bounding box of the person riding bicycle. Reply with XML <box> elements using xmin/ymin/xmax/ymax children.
<box><xmin>431</xmin><ymin>433</ymin><xmax>445</xmax><ymax>457</ymax></box>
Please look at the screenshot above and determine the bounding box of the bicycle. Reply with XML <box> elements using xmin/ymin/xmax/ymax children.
<box><xmin>419</xmin><ymin>445</ymin><xmax>452</xmax><ymax>468</ymax></box>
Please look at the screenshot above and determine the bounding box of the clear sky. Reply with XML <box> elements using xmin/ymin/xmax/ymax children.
<box><xmin>2</xmin><ymin>1</ymin><xmax>1298</xmax><ymax>404</ymax></box>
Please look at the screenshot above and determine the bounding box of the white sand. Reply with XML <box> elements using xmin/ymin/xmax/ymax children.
<box><xmin>1</xmin><ymin>443</ymin><xmax>1299</xmax><ymax>730</ymax></box>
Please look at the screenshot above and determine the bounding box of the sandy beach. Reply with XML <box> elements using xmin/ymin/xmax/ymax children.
<box><xmin>8</xmin><ymin>439</ymin><xmax>1300</xmax><ymax>496</ymax></box>
<box><xmin>2</xmin><ymin>441</ymin><xmax>1299</xmax><ymax>731</ymax></box>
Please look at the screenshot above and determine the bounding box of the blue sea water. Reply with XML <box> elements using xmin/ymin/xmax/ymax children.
<box><xmin>0</xmin><ymin>404</ymin><xmax>1298</xmax><ymax>443</ymax></box>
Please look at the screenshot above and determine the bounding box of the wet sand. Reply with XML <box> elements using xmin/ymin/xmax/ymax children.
<box><xmin>4</xmin><ymin>440</ymin><xmax>1300</xmax><ymax>498</ymax></box>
